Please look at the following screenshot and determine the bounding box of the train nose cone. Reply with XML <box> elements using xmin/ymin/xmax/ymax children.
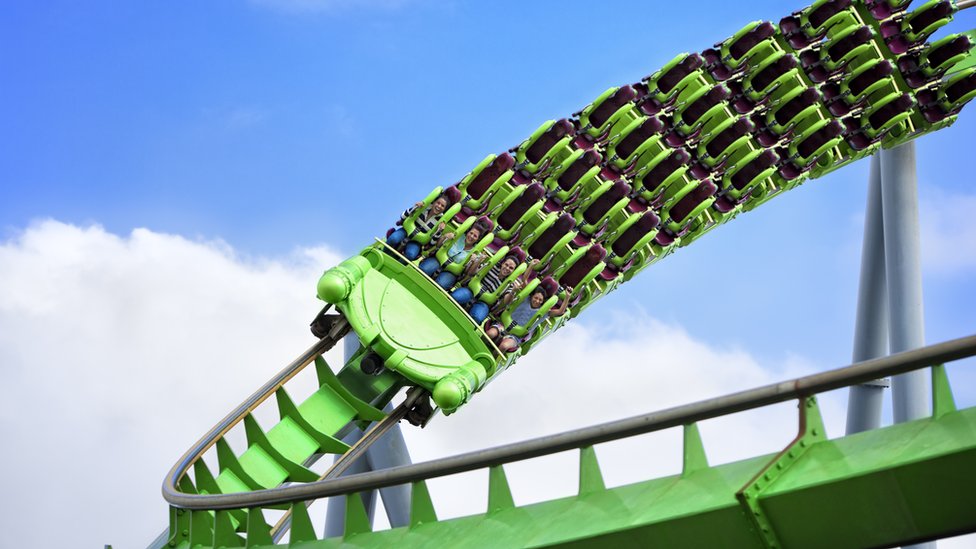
<box><xmin>432</xmin><ymin>377</ymin><xmax>466</xmax><ymax>411</ymax></box>
<box><xmin>317</xmin><ymin>271</ymin><xmax>351</xmax><ymax>303</ymax></box>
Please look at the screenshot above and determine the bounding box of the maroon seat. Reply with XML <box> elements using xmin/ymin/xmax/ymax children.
<box><xmin>525</xmin><ymin>119</ymin><xmax>574</xmax><ymax>165</ymax></box>
<box><xmin>705</xmin><ymin>118</ymin><xmax>754</xmax><ymax>159</ymax></box>
<box><xmin>681</xmin><ymin>86</ymin><xmax>729</xmax><ymax>127</ymax></box>
<box><xmin>654</xmin><ymin>54</ymin><xmax>704</xmax><ymax>95</ymax></box>
<box><xmin>588</xmin><ymin>86</ymin><xmax>637</xmax><ymax>129</ymax></box>
<box><xmin>908</xmin><ymin>1</ymin><xmax>952</xmax><ymax>37</ymax></box>
<box><xmin>849</xmin><ymin>61</ymin><xmax>893</xmax><ymax>98</ymax></box>
<box><xmin>731</xmin><ymin>150</ymin><xmax>778</xmax><ymax>191</ymax></box>
<box><xmin>946</xmin><ymin>72</ymin><xmax>976</xmax><ymax>105</ymax></box>
<box><xmin>827</xmin><ymin>27</ymin><xmax>872</xmax><ymax>66</ymax></box>
<box><xmin>538</xmin><ymin>276</ymin><xmax>559</xmax><ymax>298</ymax></box>
<box><xmin>614</xmin><ymin>117</ymin><xmax>665</xmax><ymax>160</ymax></box>
<box><xmin>465</xmin><ymin>153</ymin><xmax>515</xmax><ymax>200</ymax></box>
<box><xmin>728</xmin><ymin>22</ymin><xmax>775</xmax><ymax>62</ymax></box>
<box><xmin>809</xmin><ymin>0</ymin><xmax>852</xmax><ymax>29</ymax></box>
<box><xmin>528</xmin><ymin>214</ymin><xmax>575</xmax><ymax>260</ymax></box>
<box><xmin>867</xmin><ymin>94</ymin><xmax>913</xmax><ymax>131</ymax></box>
<box><xmin>750</xmin><ymin>55</ymin><xmax>797</xmax><ymax>94</ymax></box>
<box><xmin>557</xmin><ymin>150</ymin><xmax>602</xmax><ymax>191</ymax></box>
<box><xmin>611</xmin><ymin>211</ymin><xmax>660</xmax><ymax>258</ymax></box>
<box><xmin>796</xmin><ymin>120</ymin><xmax>843</xmax><ymax>159</ymax></box>
<box><xmin>638</xmin><ymin>149</ymin><xmax>692</xmax><ymax>195</ymax></box>
<box><xmin>703</xmin><ymin>48</ymin><xmax>734</xmax><ymax>81</ymax></box>
<box><xmin>928</xmin><ymin>35</ymin><xmax>972</xmax><ymax>72</ymax></box>
<box><xmin>668</xmin><ymin>180</ymin><xmax>717</xmax><ymax>225</ymax></box>
<box><xmin>781</xmin><ymin>16</ymin><xmax>812</xmax><ymax>50</ymax></box>
<box><xmin>582</xmin><ymin>180</ymin><xmax>631</xmax><ymax>226</ymax></box>
<box><xmin>774</xmin><ymin>88</ymin><xmax>821</xmax><ymax>127</ymax></box>
<box><xmin>497</xmin><ymin>183</ymin><xmax>546</xmax><ymax>231</ymax></box>
<box><xmin>559</xmin><ymin>245</ymin><xmax>607</xmax><ymax>288</ymax></box>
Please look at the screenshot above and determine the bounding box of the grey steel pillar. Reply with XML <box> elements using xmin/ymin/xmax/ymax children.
<box><xmin>324</xmin><ymin>335</ymin><xmax>413</xmax><ymax>537</ymax></box>
<box><xmin>879</xmin><ymin>142</ymin><xmax>930</xmax><ymax>423</ymax></box>
<box><xmin>880</xmin><ymin>143</ymin><xmax>933</xmax><ymax>549</ymax></box>
<box><xmin>846</xmin><ymin>155</ymin><xmax>889</xmax><ymax>435</ymax></box>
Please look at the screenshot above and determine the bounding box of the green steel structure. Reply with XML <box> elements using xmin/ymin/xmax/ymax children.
<box><xmin>157</xmin><ymin>1</ymin><xmax>976</xmax><ymax>547</ymax></box>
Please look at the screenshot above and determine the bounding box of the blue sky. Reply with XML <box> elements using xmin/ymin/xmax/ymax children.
<box><xmin>2</xmin><ymin>1</ymin><xmax>976</xmax><ymax>547</ymax></box>
<box><xmin>4</xmin><ymin>0</ymin><xmax>974</xmax><ymax>365</ymax></box>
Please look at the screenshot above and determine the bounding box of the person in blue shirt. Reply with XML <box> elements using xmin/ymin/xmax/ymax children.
<box><xmin>485</xmin><ymin>285</ymin><xmax>572</xmax><ymax>352</ymax></box>
<box><xmin>418</xmin><ymin>220</ymin><xmax>489</xmax><ymax>289</ymax></box>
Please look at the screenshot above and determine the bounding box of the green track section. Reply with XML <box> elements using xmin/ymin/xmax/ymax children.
<box><xmin>301</xmin><ymin>406</ymin><xmax>976</xmax><ymax>549</ymax></box>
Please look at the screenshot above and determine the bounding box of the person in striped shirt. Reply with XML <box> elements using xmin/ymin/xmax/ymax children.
<box><xmin>385</xmin><ymin>193</ymin><xmax>452</xmax><ymax>260</ymax></box>
<box><xmin>451</xmin><ymin>254</ymin><xmax>539</xmax><ymax>326</ymax></box>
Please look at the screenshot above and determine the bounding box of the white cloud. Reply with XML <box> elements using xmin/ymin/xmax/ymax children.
<box><xmin>0</xmin><ymin>220</ymin><xmax>966</xmax><ymax>548</ymax></box>
<box><xmin>0</xmin><ymin>220</ymin><xmax>344</xmax><ymax>549</ymax></box>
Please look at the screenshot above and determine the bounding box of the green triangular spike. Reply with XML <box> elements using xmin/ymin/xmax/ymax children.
<box><xmin>344</xmin><ymin>492</ymin><xmax>373</xmax><ymax>536</ymax></box>
<box><xmin>315</xmin><ymin>356</ymin><xmax>386</xmax><ymax>422</ymax></box>
<box><xmin>245</xmin><ymin>508</ymin><xmax>273</xmax><ymax>548</ymax></box>
<box><xmin>243</xmin><ymin>414</ymin><xmax>319</xmax><ymax>483</ymax></box>
<box><xmin>216</xmin><ymin>438</ymin><xmax>261</xmax><ymax>490</ymax></box>
<box><xmin>177</xmin><ymin>472</ymin><xmax>196</xmax><ymax>494</ymax></box>
<box><xmin>213</xmin><ymin>510</ymin><xmax>245</xmax><ymax>548</ymax></box>
<box><xmin>682</xmin><ymin>423</ymin><xmax>709</xmax><ymax>477</ymax></box>
<box><xmin>189</xmin><ymin>510</ymin><xmax>214</xmax><ymax>547</ymax></box>
<box><xmin>193</xmin><ymin>460</ymin><xmax>219</xmax><ymax>495</ymax></box>
<box><xmin>275</xmin><ymin>388</ymin><xmax>351</xmax><ymax>455</ymax></box>
<box><xmin>487</xmin><ymin>465</ymin><xmax>514</xmax><ymax>514</ymax></box>
<box><xmin>289</xmin><ymin>502</ymin><xmax>317</xmax><ymax>544</ymax></box>
<box><xmin>578</xmin><ymin>446</ymin><xmax>605</xmax><ymax>495</ymax></box>
<box><xmin>410</xmin><ymin>480</ymin><xmax>437</xmax><ymax>527</ymax></box>
<box><xmin>802</xmin><ymin>396</ymin><xmax>827</xmax><ymax>441</ymax></box>
<box><xmin>932</xmin><ymin>364</ymin><xmax>957</xmax><ymax>418</ymax></box>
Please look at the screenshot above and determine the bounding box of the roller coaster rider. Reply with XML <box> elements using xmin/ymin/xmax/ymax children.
<box><xmin>486</xmin><ymin>284</ymin><xmax>572</xmax><ymax>352</ymax></box>
<box><xmin>419</xmin><ymin>220</ymin><xmax>490</xmax><ymax>289</ymax></box>
<box><xmin>386</xmin><ymin>192</ymin><xmax>453</xmax><ymax>260</ymax></box>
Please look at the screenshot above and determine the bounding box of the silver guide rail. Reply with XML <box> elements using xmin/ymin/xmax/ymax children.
<box><xmin>164</xmin><ymin>333</ymin><xmax>976</xmax><ymax>510</ymax></box>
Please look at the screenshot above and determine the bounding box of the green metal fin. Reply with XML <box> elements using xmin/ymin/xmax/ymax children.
<box><xmin>932</xmin><ymin>364</ymin><xmax>957</xmax><ymax>418</ymax></box>
<box><xmin>214</xmin><ymin>510</ymin><xmax>245</xmax><ymax>548</ymax></box>
<box><xmin>289</xmin><ymin>502</ymin><xmax>317</xmax><ymax>544</ymax></box>
<box><xmin>488</xmin><ymin>465</ymin><xmax>515</xmax><ymax>514</ymax></box>
<box><xmin>682</xmin><ymin>422</ymin><xmax>709</xmax><ymax>476</ymax></box>
<box><xmin>578</xmin><ymin>446</ymin><xmax>606</xmax><ymax>495</ymax></box>
<box><xmin>217</xmin><ymin>438</ymin><xmax>262</xmax><ymax>490</ymax></box>
<box><xmin>410</xmin><ymin>480</ymin><xmax>438</xmax><ymax>527</ymax></box>
<box><xmin>189</xmin><ymin>509</ymin><xmax>214</xmax><ymax>548</ymax></box>
<box><xmin>275</xmin><ymin>387</ymin><xmax>351</xmax><ymax>454</ymax></box>
<box><xmin>243</xmin><ymin>413</ymin><xmax>319</xmax><ymax>483</ymax></box>
<box><xmin>344</xmin><ymin>493</ymin><xmax>373</xmax><ymax>536</ymax></box>
<box><xmin>245</xmin><ymin>508</ymin><xmax>273</xmax><ymax>548</ymax></box>
<box><xmin>315</xmin><ymin>356</ymin><xmax>386</xmax><ymax>422</ymax></box>
<box><xmin>193</xmin><ymin>460</ymin><xmax>219</xmax><ymax>495</ymax></box>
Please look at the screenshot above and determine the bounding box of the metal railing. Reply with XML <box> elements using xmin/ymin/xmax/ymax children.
<box><xmin>163</xmin><ymin>333</ymin><xmax>976</xmax><ymax>510</ymax></box>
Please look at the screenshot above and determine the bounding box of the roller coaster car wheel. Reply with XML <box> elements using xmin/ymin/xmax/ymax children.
<box><xmin>310</xmin><ymin>312</ymin><xmax>341</xmax><ymax>339</ymax></box>
<box><xmin>406</xmin><ymin>393</ymin><xmax>435</xmax><ymax>427</ymax></box>
<box><xmin>360</xmin><ymin>351</ymin><xmax>385</xmax><ymax>376</ymax></box>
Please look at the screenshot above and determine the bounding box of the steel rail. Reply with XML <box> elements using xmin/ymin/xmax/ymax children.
<box><xmin>163</xmin><ymin>333</ymin><xmax>976</xmax><ymax>510</ymax></box>
<box><xmin>959</xmin><ymin>0</ymin><xmax>976</xmax><ymax>10</ymax></box>
<box><xmin>162</xmin><ymin>315</ymin><xmax>350</xmax><ymax>495</ymax></box>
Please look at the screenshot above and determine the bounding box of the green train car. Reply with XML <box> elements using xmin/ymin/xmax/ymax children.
<box><xmin>312</xmin><ymin>0</ymin><xmax>976</xmax><ymax>417</ymax></box>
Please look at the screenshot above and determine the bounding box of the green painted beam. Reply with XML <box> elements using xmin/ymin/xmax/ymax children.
<box><xmin>300</xmin><ymin>406</ymin><xmax>976</xmax><ymax>548</ymax></box>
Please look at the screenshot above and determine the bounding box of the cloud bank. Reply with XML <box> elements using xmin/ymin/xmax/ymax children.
<box><xmin>0</xmin><ymin>220</ymin><xmax>968</xmax><ymax>548</ymax></box>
